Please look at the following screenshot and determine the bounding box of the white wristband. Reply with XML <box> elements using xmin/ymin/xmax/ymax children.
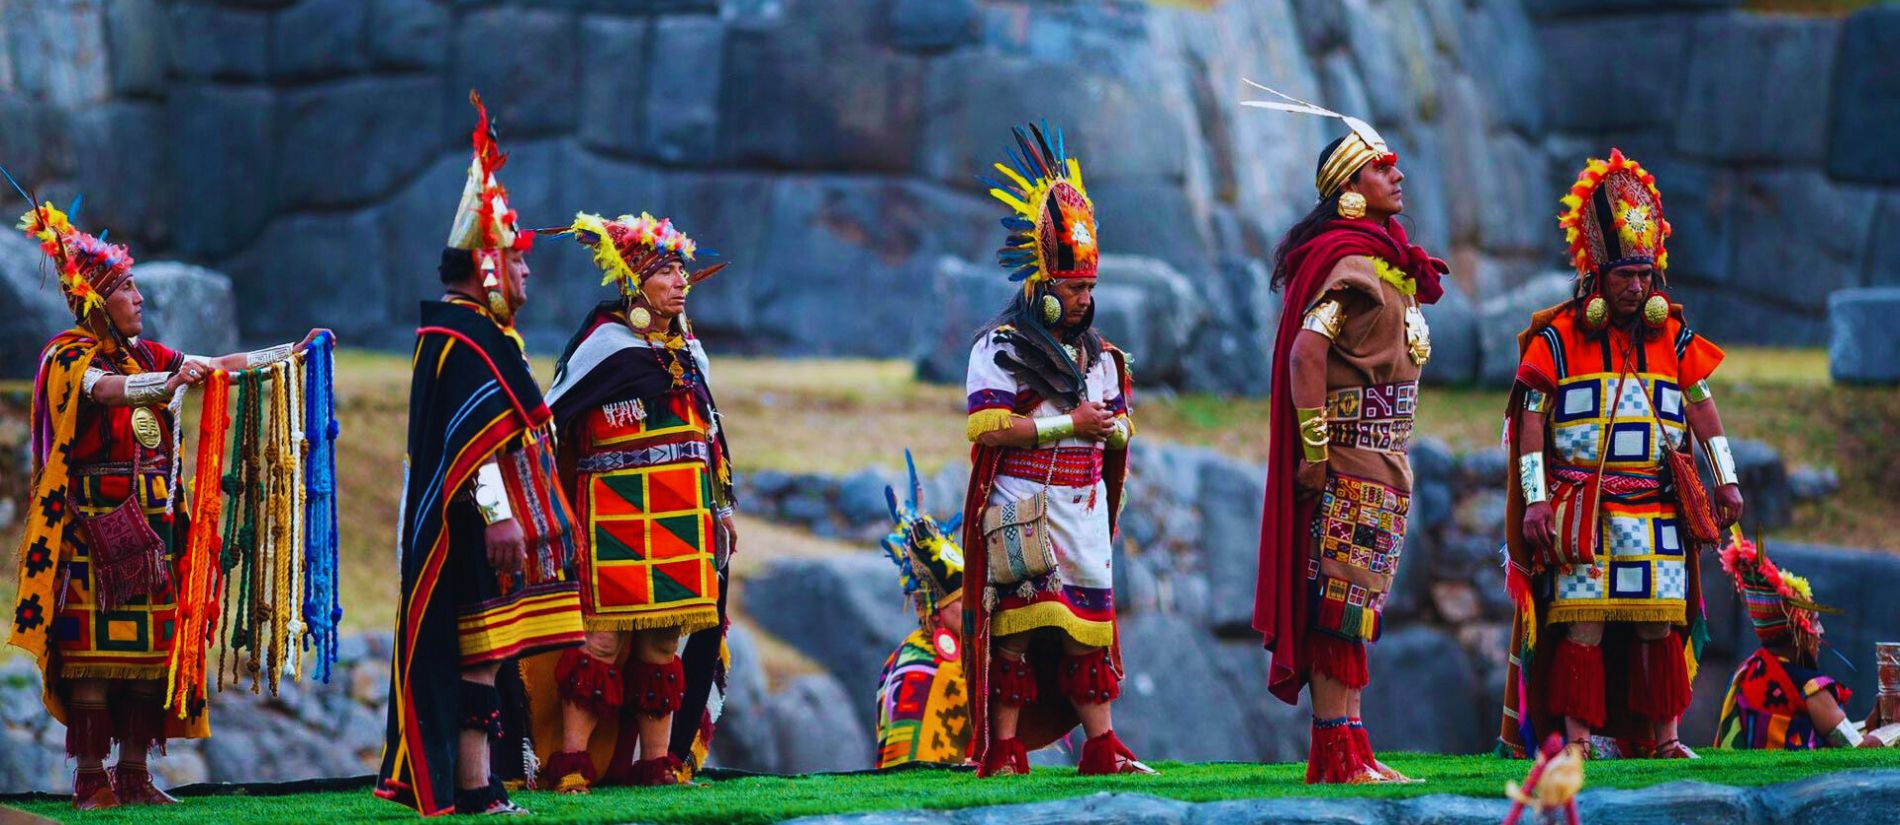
<box><xmin>1705</xmin><ymin>436</ymin><xmax>1739</xmax><ymax>487</ymax></box>
<box><xmin>247</xmin><ymin>343</ymin><xmax>295</xmax><ymax>368</ymax></box>
<box><xmin>124</xmin><ymin>371</ymin><xmax>172</xmax><ymax>405</ymax></box>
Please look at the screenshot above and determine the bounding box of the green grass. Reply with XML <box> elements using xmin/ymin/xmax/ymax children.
<box><xmin>8</xmin><ymin>750</ymin><xmax>1900</xmax><ymax>824</ymax></box>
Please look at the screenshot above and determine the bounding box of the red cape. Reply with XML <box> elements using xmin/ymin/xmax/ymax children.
<box><xmin>1252</xmin><ymin>217</ymin><xmax>1443</xmax><ymax>706</ymax></box>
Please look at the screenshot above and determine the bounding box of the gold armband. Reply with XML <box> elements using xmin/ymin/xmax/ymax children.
<box><xmin>1705</xmin><ymin>435</ymin><xmax>1739</xmax><ymax>486</ymax></box>
<box><xmin>1034</xmin><ymin>414</ymin><xmax>1077</xmax><ymax>445</ymax></box>
<box><xmin>1302</xmin><ymin>299</ymin><xmax>1345</xmax><ymax>339</ymax></box>
<box><xmin>1684</xmin><ymin>380</ymin><xmax>1713</xmax><ymax>404</ymax></box>
<box><xmin>1105</xmin><ymin>416</ymin><xmax>1133</xmax><ymax>449</ymax></box>
<box><xmin>1296</xmin><ymin>407</ymin><xmax>1328</xmax><ymax>463</ymax></box>
<box><xmin>1519</xmin><ymin>451</ymin><xmax>1549</xmax><ymax>504</ymax></box>
<box><xmin>1522</xmin><ymin>389</ymin><xmax>1550</xmax><ymax>414</ymax></box>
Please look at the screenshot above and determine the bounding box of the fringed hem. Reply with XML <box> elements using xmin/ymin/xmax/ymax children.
<box><xmin>1308</xmin><ymin>632</ymin><xmax>1369</xmax><ymax>690</ymax></box>
<box><xmin>988</xmin><ymin>654</ymin><xmax>1038</xmax><ymax>707</ymax></box>
<box><xmin>583</xmin><ymin>607</ymin><xmax>718</xmax><ymax>636</ymax></box>
<box><xmin>1628</xmin><ymin>634</ymin><xmax>1692</xmax><ymax>722</ymax></box>
<box><xmin>58</xmin><ymin>663</ymin><xmax>169</xmax><ymax>682</ymax></box>
<box><xmin>966</xmin><ymin>410</ymin><xmax>1016</xmax><ymax>442</ymax></box>
<box><xmin>990</xmin><ymin>601</ymin><xmax>1115</xmax><ymax>649</ymax></box>
<box><xmin>1545</xmin><ymin>604</ymin><xmax>1684</xmax><ymax>626</ymax></box>
<box><xmin>626</xmin><ymin>656</ymin><xmax>685</xmax><ymax>717</ymax></box>
<box><xmin>1056</xmin><ymin>649</ymin><xmax>1120</xmax><ymax>705</ymax></box>
<box><xmin>1306</xmin><ymin>718</ymin><xmax>1372</xmax><ymax>784</ymax></box>
<box><xmin>554</xmin><ymin>649</ymin><xmax>623</xmax><ymax>716</ymax></box>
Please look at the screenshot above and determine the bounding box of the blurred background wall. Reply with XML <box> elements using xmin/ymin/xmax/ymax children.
<box><xmin>0</xmin><ymin>0</ymin><xmax>1895</xmax><ymax>386</ymax></box>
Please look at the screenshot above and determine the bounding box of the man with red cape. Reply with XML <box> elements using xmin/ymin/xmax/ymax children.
<box><xmin>1244</xmin><ymin>83</ymin><xmax>1447</xmax><ymax>784</ymax></box>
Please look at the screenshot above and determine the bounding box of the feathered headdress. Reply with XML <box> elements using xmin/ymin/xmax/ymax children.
<box><xmin>446</xmin><ymin>90</ymin><xmax>532</xmax><ymax>255</ymax></box>
<box><xmin>981</xmin><ymin>121</ymin><xmax>1098</xmax><ymax>298</ymax></box>
<box><xmin>881</xmin><ymin>450</ymin><xmax>965</xmax><ymax>618</ymax></box>
<box><xmin>13</xmin><ymin>197</ymin><xmax>134</xmax><ymax>322</ymax></box>
<box><xmin>1719</xmin><ymin>531</ymin><xmax>1837</xmax><ymax>655</ymax></box>
<box><xmin>1239</xmin><ymin>78</ymin><xmax>1397</xmax><ymax>200</ymax></box>
<box><xmin>1558</xmin><ymin>149</ymin><xmax>1669</xmax><ymax>278</ymax></box>
<box><xmin>552</xmin><ymin>211</ymin><xmax>724</xmax><ymax>300</ymax></box>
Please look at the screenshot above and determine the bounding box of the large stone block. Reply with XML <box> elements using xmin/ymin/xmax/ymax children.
<box><xmin>643</xmin><ymin>15</ymin><xmax>724</xmax><ymax>165</ymax></box>
<box><xmin>452</xmin><ymin>6</ymin><xmax>579</xmax><ymax>138</ymax></box>
<box><xmin>1179</xmin><ymin>257</ymin><xmax>1277</xmax><ymax>397</ymax></box>
<box><xmin>71</xmin><ymin>102</ymin><xmax>169</xmax><ymax>246</ymax></box>
<box><xmin>1537</xmin><ymin>14</ymin><xmax>1696</xmax><ymax>132</ymax></box>
<box><xmin>912</xmin><ymin>256</ymin><xmax>1018</xmax><ymax>385</ymax></box>
<box><xmin>1361</xmin><ymin>626</ymin><xmax>1487</xmax><ymax>754</ymax></box>
<box><xmin>1463</xmin><ymin>0</ymin><xmax>1543</xmax><ymax>135</ymax></box>
<box><xmin>1829</xmin><ymin>288</ymin><xmax>1900</xmax><ymax>385</ymax></box>
<box><xmin>1726</xmin><ymin>170</ymin><xmax>1876</xmax><ymax>313</ymax></box>
<box><xmin>131</xmin><ymin>262</ymin><xmax>239</xmax><ymax>357</ymax></box>
<box><xmin>1090</xmin><ymin>255</ymin><xmax>1208</xmax><ymax>387</ymax></box>
<box><xmin>1525</xmin><ymin>0</ymin><xmax>1740</xmax><ymax>16</ymax></box>
<box><xmin>889</xmin><ymin>0</ymin><xmax>976</xmax><ymax>52</ymax></box>
<box><xmin>705</xmin><ymin>625</ymin><xmax>779</xmax><ymax>773</ymax></box>
<box><xmin>1115</xmin><ymin>614</ymin><xmax>1266</xmax><ymax>761</ymax></box>
<box><xmin>1866</xmin><ymin>194</ymin><xmax>1900</xmax><ymax>288</ymax></box>
<box><xmin>576</xmin><ymin>16</ymin><xmax>650</xmax><ymax>157</ymax></box>
<box><xmin>5</xmin><ymin>1</ymin><xmax>110</xmax><ymax>105</ymax></box>
<box><xmin>1194</xmin><ymin>452</ymin><xmax>1267</xmax><ymax>635</ymax></box>
<box><xmin>1420</xmin><ymin>277</ymin><xmax>1480</xmax><ymax>386</ymax></box>
<box><xmin>0</xmin><ymin>231</ymin><xmax>75</xmax><ymax>381</ymax></box>
<box><xmin>368</xmin><ymin>0</ymin><xmax>450</xmax><ymax>71</ymax></box>
<box><xmin>764</xmin><ymin>672</ymin><xmax>873</xmax><ymax>774</ymax></box>
<box><xmin>1675</xmin><ymin>14</ymin><xmax>1837</xmax><ymax>165</ymax></box>
<box><xmin>721</xmin><ymin>3</ymin><xmax>925</xmax><ymax>173</ymax></box>
<box><xmin>167</xmin><ymin>3</ymin><xmax>270</xmax><ymax>81</ymax></box>
<box><xmin>272</xmin><ymin>0</ymin><xmax>368</xmax><ymax>80</ymax></box>
<box><xmin>1828</xmin><ymin>5</ymin><xmax>1900</xmax><ymax>185</ymax></box>
<box><xmin>1476</xmin><ymin>272</ymin><xmax>1573</xmax><ymax>389</ymax></box>
<box><xmin>103</xmin><ymin>0</ymin><xmax>169</xmax><ymax>97</ymax></box>
<box><xmin>168</xmin><ymin>85</ymin><xmax>275</xmax><ymax>259</ymax></box>
<box><xmin>1635</xmin><ymin>156</ymin><xmax>1736</xmax><ymax>286</ymax></box>
<box><xmin>742</xmin><ymin>552</ymin><xmax>916</xmax><ymax>734</ymax></box>
<box><xmin>226</xmin><ymin>210</ymin><xmax>390</xmax><ymax>346</ymax></box>
<box><xmin>1669</xmin><ymin>283</ymin><xmax>1830</xmax><ymax>348</ymax></box>
<box><xmin>276</xmin><ymin>78</ymin><xmax>443</xmax><ymax>209</ymax></box>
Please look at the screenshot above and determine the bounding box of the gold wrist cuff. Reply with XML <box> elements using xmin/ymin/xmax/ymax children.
<box><xmin>1296</xmin><ymin>406</ymin><xmax>1328</xmax><ymax>463</ymax></box>
<box><xmin>1302</xmin><ymin>299</ymin><xmax>1345</xmax><ymax>339</ymax></box>
<box><xmin>1034</xmin><ymin>414</ymin><xmax>1076</xmax><ymax>445</ymax></box>
<box><xmin>1105</xmin><ymin>416</ymin><xmax>1132</xmax><ymax>449</ymax></box>
<box><xmin>1522</xmin><ymin>389</ymin><xmax>1550</xmax><ymax>414</ymax></box>
<box><xmin>1685</xmin><ymin>380</ymin><xmax>1713</xmax><ymax>404</ymax></box>
<box><xmin>1519</xmin><ymin>451</ymin><xmax>1549</xmax><ymax>504</ymax></box>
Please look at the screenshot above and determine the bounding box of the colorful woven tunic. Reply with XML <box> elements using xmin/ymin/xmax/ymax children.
<box><xmin>874</xmin><ymin>628</ymin><xmax>972</xmax><ymax>768</ymax></box>
<box><xmin>1302</xmin><ymin>256</ymin><xmax>1424</xmax><ymax>645</ymax></box>
<box><xmin>377</xmin><ymin>298</ymin><xmax>585</xmax><ymax>816</ymax></box>
<box><xmin>1715</xmin><ymin>649</ymin><xmax>1849</xmax><ymax>750</ymax></box>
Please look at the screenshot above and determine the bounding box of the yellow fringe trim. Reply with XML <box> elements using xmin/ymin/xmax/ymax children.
<box><xmin>990</xmin><ymin>600</ymin><xmax>1115</xmax><ymax>649</ymax></box>
<box><xmin>59</xmin><ymin>663</ymin><xmax>168</xmax><ymax>682</ymax></box>
<box><xmin>1545</xmin><ymin>604</ymin><xmax>1684</xmax><ymax>626</ymax></box>
<box><xmin>966</xmin><ymin>409</ymin><xmax>1016</xmax><ymax>442</ymax></box>
<box><xmin>583</xmin><ymin>605</ymin><xmax>719</xmax><ymax>637</ymax></box>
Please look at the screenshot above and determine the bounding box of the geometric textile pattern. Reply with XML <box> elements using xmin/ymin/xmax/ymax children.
<box><xmin>581</xmin><ymin>461</ymin><xmax>719</xmax><ymax>632</ymax></box>
<box><xmin>1307</xmin><ymin>473</ymin><xmax>1410</xmax><ymax>642</ymax></box>
<box><xmin>1547</xmin><ymin>500</ymin><xmax>1688</xmax><ymax>625</ymax></box>
<box><xmin>874</xmin><ymin>631</ymin><xmax>971</xmax><ymax>768</ymax></box>
<box><xmin>54</xmin><ymin>472</ymin><xmax>180</xmax><ymax>680</ymax></box>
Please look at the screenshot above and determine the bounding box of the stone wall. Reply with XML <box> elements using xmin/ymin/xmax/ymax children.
<box><xmin>8</xmin><ymin>0</ymin><xmax>1885</xmax><ymax>388</ymax></box>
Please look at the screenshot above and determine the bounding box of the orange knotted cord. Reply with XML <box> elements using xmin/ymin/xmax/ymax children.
<box><xmin>167</xmin><ymin>370</ymin><xmax>230</xmax><ymax>717</ymax></box>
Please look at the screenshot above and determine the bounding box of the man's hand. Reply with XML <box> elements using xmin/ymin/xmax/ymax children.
<box><xmin>485</xmin><ymin>518</ymin><xmax>527</xmax><ymax>573</ymax></box>
<box><xmin>1715</xmin><ymin>483</ymin><xmax>1745</xmax><ymax>528</ymax></box>
<box><xmin>1524</xmin><ymin>500</ymin><xmax>1562</xmax><ymax>564</ymax></box>
<box><xmin>717</xmin><ymin>513</ymin><xmax>739</xmax><ymax>563</ymax></box>
<box><xmin>294</xmin><ymin>328</ymin><xmax>333</xmax><ymax>353</ymax></box>
<box><xmin>1069</xmin><ymin>401</ymin><xmax>1116</xmax><ymax>441</ymax></box>
<box><xmin>1296</xmin><ymin>459</ymin><xmax>1327</xmax><ymax>494</ymax></box>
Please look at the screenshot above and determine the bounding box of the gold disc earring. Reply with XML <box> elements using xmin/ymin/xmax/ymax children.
<box><xmin>1337</xmin><ymin>192</ymin><xmax>1367</xmax><ymax>220</ymax></box>
<box><xmin>1041</xmin><ymin>294</ymin><xmax>1061</xmax><ymax>325</ymax></box>
<box><xmin>629</xmin><ymin>306</ymin><xmax>653</xmax><ymax>329</ymax></box>
<box><xmin>1643</xmin><ymin>294</ymin><xmax>1669</xmax><ymax>328</ymax></box>
<box><xmin>1583</xmin><ymin>295</ymin><xmax>1608</xmax><ymax>330</ymax></box>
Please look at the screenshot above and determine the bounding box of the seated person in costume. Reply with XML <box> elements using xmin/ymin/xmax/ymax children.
<box><xmin>1714</xmin><ymin>537</ymin><xmax>1882</xmax><ymax>750</ymax></box>
<box><xmin>528</xmin><ymin>212</ymin><xmax>736</xmax><ymax>791</ymax></box>
<box><xmin>1500</xmin><ymin>150</ymin><xmax>1744</xmax><ymax>761</ymax></box>
<box><xmin>962</xmin><ymin>122</ymin><xmax>1151</xmax><ymax>778</ymax></box>
<box><xmin>873</xmin><ymin>451</ymin><xmax>973</xmax><ymax>768</ymax></box>
<box><xmin>7</xmin><ymin>200</ymin><xmax>323</xmax><ymax>810</ymax></box>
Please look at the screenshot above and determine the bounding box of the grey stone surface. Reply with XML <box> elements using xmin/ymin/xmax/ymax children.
<box><xmin>1195</xmin><ymin>451</ymin><xmax>1268</xmax><ymax>635</ymax></box>
<box><xmin>1576</xmin><ymin>781</ymin><xmax>1754</xmax><ymax>825</ymax></box>
<box><xmin>577</xmin><ymin>16</ymin><xmax>650</xmax><ymax>158</ymax></box>
<box><xmin>1828</xmin><ymin>5</ymin><xmax>1900</xmax><ymax>185</ymax></box>
<box><xmin>1675</xmin><ymin>14</ymin><xmax>1838</xmax><ymax>165</ymax></box>
<box><xmin>1115</xmin><ymin>614</ymin><xmax>1259</xmax><ymax>762</ymax></box>
<box><xmin>167</xmin><ymin>3</ymin><xmax>270</xmax><ymax>82</ymax></box>
<box><xmin>275</xmin><ymin>78</ymin><xmax>443</xmax><ymax>209</ymax></box>
<box><xmin>103</xmin><ymin>0</ymin><xmax>169</xmax><ymax>97</ymax></box>
<box><xmin>913</xmin><ymin>257</ymin><xmax>1022</xmax><ymax>385</ymax></box>
<box><xmin>367</xmin><ymin>0</ymin><xmax>450</xmax><ymax>71</ymax></box>
<box><xmin>1828</xmin><ymin>287</ymin><xmax>1900</xmax><ymax>385</ymax></box>
<box><xmin>1362</xmin><ymin>626</ymin><xmax>1487</xmax><ymax>755</ymax></box>
<box><xmin>1180</xmin><ymin>257</ymin><xmax>1278</xmax><ymax>397</ymax></box>
<box><xmin>1476</xmin><ymin>273</ymin><xmax>1572</xmax><ymax>389</ymax></box>
<box><xmin>1762</xmin><ymin>769</ymin><xmax>1900</xmax><ymax>825</ymax></box>
<box><xmin>1420</xmin><ymin>279</ymin><xmax>1480</xmax><ymax>386</ymax></box>
<box><xmin>964</xmin><ymin>793</ymin><xmax>1192</xmax><ymax>825</ymax></box>
<box><xmin>167</xmin><ymin>85</ymin><xmax>275</xmax><ymax>259</ymax></box>
<box><xmin>130</xmin><ymin>261</ymin><xmax>240</xmax><ymax>357</ymax></box>
<box><xmin>272</xmin><ymin>0</ymin><xmax>369</xmax><ymax>80</ymax></box>
<box><xmin>0</xmin><ymin>226</ymin><xmax>79</xmax><ymax>381</ymax></box>
<box><xmin>765</xmin><ymin>673</ymin><xmax>874</xmax><ymax>774</ymax></box>
<box><xmin>1091</xmin><ymin>255</ymin><xmax>1208</xmax><ymax>391</ymax></box>
<box><xmin>889</xmin><ymin>0</ymin><xmax>976</xmax><ymax>52</ymax></box>
<box><xmin>643</xmin><ymin>15</ymin><xmax>725</xmax><ymax>166</ymax></box>
<box><xmin>451</xmin><ymin>6</ymin><xmax>578</xmax><ymax>137</ymax></box>
<box><xmin>226</xmin><ymin>210</ymin><xmax>389</xmax><ymax>345</ymax></box>
<box><xmin>1537</xmin><ymin>13</ymin><xmax>1697</xmax><ymax>132</ymax></box>
<box><xmin>744</xmin><ymin>553</ymin><xmax>917</xmax><ymax>734</ymax></box>
<box><xmin>71</xmin><ymin>102</ymin><xmax>169</xmax><ymax>247</ymax></box>
<box><xmin>1725</xmin><ymin>171</ymin><xmax>1877</xmax><ymax>318</ymax></box>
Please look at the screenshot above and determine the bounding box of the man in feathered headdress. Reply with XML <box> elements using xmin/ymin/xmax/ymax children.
<box><xmin>5</xmin><ymin>192</ymin><xmax>323</xmax><ymax>808</ymax></box>
<box><xmin>1497</xmin><ymin>150</ymin><xmax>1744</xmax><ymax>761</ymax></box>
<box><xmin>873</xmin><ymin>451</ymin><xmax>972</xmax><ymax>768</ymax></box>
<box><xmin>1713</xmin><ymin>537</ymin><xmax>1878</xmax><ymax>750</ymax></box>
<box><xmin>1242</xmin><ymin>80</ymin><xmax>1447</xmax><ymax>785</ymax></box>
<box><xmin>960</xmin><ymin>122</ymin><xmax>1151</xmax><ymax>778</ymax></box>
<box><xmin>375</xmin><ymin>92</ymin><xmax>586</xmax><ymax>816</ymax></box>
<box><xmin>520</xmin><ymin>209</ymin><xmax>736</xmax><ymax>792</ymax></box>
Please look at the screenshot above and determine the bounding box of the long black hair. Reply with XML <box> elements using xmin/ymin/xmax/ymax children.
<box><xmin>1270</xmin><ymin>137</ymin><xmax>1352</xmax><ymax>293</ymax></box>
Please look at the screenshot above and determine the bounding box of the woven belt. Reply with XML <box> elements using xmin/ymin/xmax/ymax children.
<box><xmin>577</xmin><ymin>440</ymin><xmax>710</xmax><ymax>474</ymax></box>
<box><xmin>997</xmin><ymin>446</ymin><xmax>1102</xmax><ymax>487</ymax></box>
<box><xmin>73</xmin><ymin>458</ymin><xmax>171</xmax><ymax>477</ymax></box>
<box><xmin>1553</xmin><ymin>466</ymin><xmax>1660</xmax><ymax>496</ymax></box>
<box><xmin>1327</xmin><ymin>419</ymin><xmax>1413</xmax><ymax>454</ymax></box>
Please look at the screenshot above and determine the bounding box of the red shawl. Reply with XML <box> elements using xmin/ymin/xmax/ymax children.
<box><xmin>1252</xmin><ymin>217</ymin><xmax>1444</xmax><ymax>706</ymax></box>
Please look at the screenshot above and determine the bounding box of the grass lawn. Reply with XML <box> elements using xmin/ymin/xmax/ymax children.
<box><xmin>7</xmin><ymin>749</ymin><xmax>1900</xmax><ymax>824</ymax></box>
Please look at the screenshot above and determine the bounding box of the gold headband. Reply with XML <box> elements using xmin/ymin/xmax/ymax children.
<box><xmin>1317</xmin><ymin>133</ymin><xmax>1387</xmax><ymax>199</ymax></box>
